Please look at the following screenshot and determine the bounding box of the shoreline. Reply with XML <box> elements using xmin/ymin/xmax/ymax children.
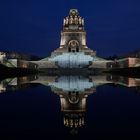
<box><xmin>0</xmin><ymin>64</ymin><xmax>140</xmax><ymax>79</ymax></box>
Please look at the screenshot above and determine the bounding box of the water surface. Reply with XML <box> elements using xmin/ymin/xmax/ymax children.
<box><xmin>0</xmin><ymin>74</ymin><xmax>140</xmax><ymax>139</ymax></box>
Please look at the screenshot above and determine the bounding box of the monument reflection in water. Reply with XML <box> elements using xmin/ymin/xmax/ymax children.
<box><xmin>0</xmin><ymin>74</ymin><xmax>140</xmax><ymax>133</ymax></box>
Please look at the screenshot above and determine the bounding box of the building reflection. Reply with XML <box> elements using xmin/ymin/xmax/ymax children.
<box><xmin>61</xmin><ymin>91</ymin><xmax>86</xmax><ymax>130</ymax></box>
<box><xmin>0</xmin><ymin>76</ymin><xmax>37</xmax><ymax>93</ymax></box>
<box><xmin>0</xmin><ymin>74</ymin><xmax>140</xmax><ymax>131</ymax></box>
<box><xmin>50</xmin><ymin>76</ymin><xmax>96</xmax><ymax>131</ymax></box>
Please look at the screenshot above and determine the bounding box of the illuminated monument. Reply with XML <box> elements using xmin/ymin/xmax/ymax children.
<box><xmin>52</xmin><ymin>9</ymin><xmax>96</xmax><ymax>56</ymax></box>
<box><xmin>33</xmin><ymin>9</ymin><xmax>110</xmax><ymax>69</ymax></box>
<box><xmin>1</xmin><ymin>9</ymin><xmax>140</xmax><ymax>69</ymax></box>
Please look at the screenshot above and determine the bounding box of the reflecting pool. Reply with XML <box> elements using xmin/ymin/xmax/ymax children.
<box><xmin>0</xmin><ymin>74</ymin><xmax>140</xmax><ymax>139</ymax></box>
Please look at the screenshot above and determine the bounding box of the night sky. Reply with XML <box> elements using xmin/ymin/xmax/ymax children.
<box><xmin>0</xmin><ymin>0</ymin><xmax>140</xmax><ymax>57</ymax></box>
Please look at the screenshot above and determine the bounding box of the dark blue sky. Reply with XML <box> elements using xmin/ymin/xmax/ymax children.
<box><xmin>0</xmin><ymin>0</ymin><xmax>140</xmax><ymax>57</ymax></box>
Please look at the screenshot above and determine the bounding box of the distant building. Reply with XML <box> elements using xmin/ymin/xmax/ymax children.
<box><xmin>6</xmin><ymin>52</ymin><xmax>30</xmax><ymax>60</ymax></box>
<box><xmin>107</xmin><ymin>57</ymin><xmax>140</xmax><ymax>68</ymax></box>
<box><xmin>0</xmin><ymin>51</ymin><xmax>38</xmax><ymax>69</ymax></box>
<box><xmin>0</xmin><ymin>52</ymin><xmax>6</xmax><ymax>64</ymax></box>
<box><xmin>8</xmin><ymin>59</ymin><xmax>38</xmax><ymax>69</ymax></box>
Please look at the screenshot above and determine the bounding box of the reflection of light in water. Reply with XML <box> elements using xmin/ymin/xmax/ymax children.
<box><xmin>0</xmin><ymin>75</ymin><xmax>140</xmax><ymax>133</ymax></box>
<box><xmin>0</xmin><ymin>83</ymin><xmax>6</xmax><ymax>93</ymax></box>
<box><xmin>64</xmin><ymin>113</ymin><xmax>85</xmax><ymax>128</ymax></box>
<box><xmin>1</xmin><ymin>75</ymin><xmax>140</xmax><ymax>93</ymax></box>
<box><xmin>20</xmin><ymin>76</ymin><xmax>28</xmax><ymax>81</ymax></box>
<box><xmin>59</xmin><ymin>92</ymin><xmax>88</xmax><ymax>132</ymax></box>
<box><xmin>48</xmin><ymin>76</ymin><xmax>93</xmax><ymax>91</ymax></box>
